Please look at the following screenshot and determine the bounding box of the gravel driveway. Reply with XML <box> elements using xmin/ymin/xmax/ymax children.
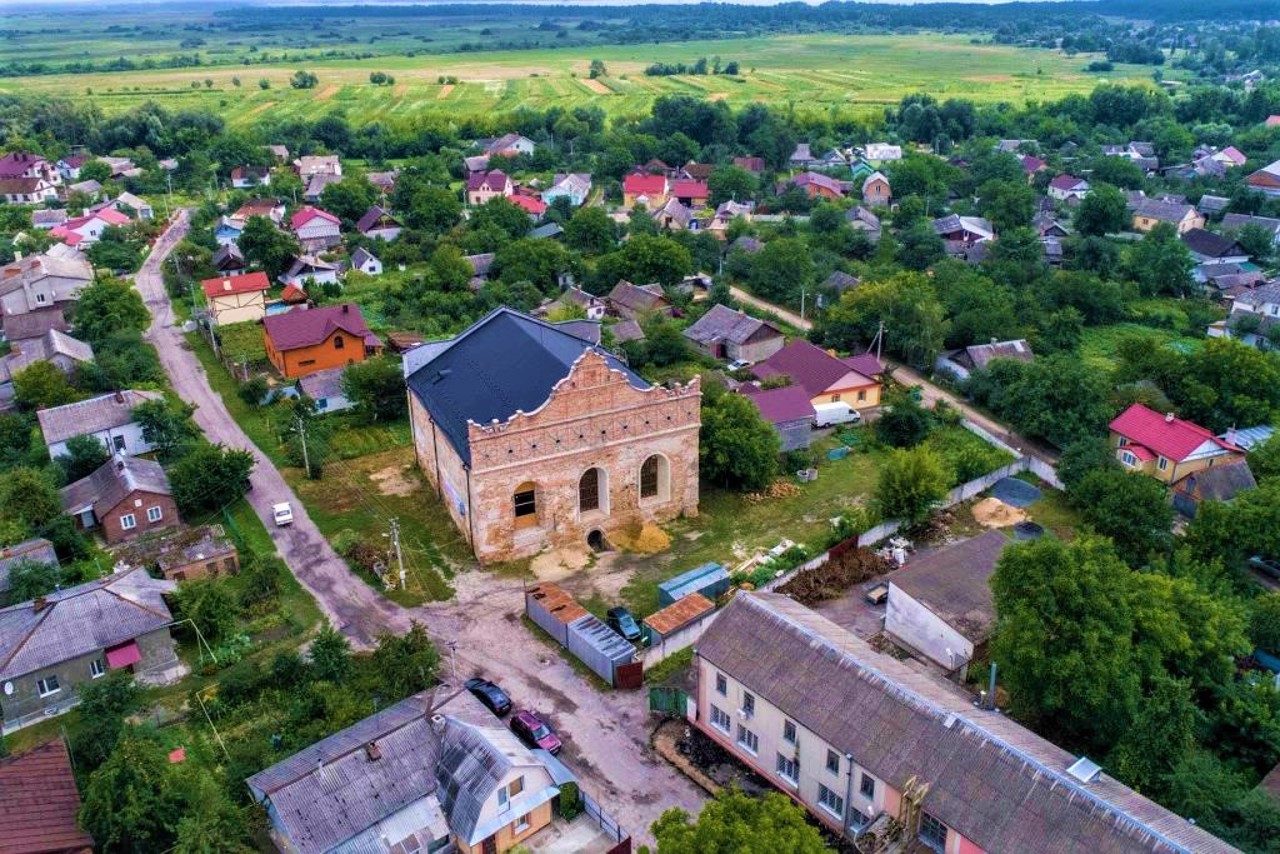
<box><xmin>139</xmin><ymin>214</ymin><xmax>708</xmax><ymax>845</ymax></box>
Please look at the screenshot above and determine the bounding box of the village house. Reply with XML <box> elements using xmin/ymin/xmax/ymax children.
<box><xmin>1019</xmin><ymin>154</ymin><xmax>1047</xmax><ymax>180</ymax></box>
<box><xmin>297</xmin><ymin>366</ymin><xmax>355</xmax><ymax>414</ymax></box>
<box><xmin>1223</xmin><ymin>213</ymin><xmax>1280</xmax><ymax>247</ymax></box>
<box><xmin>248</xmin><ymin>687</ymin><xmax>599</xmax><ymax>854</ymax></box>
<box><xmin>1172</xmin><ymin>460</ymin><xmax>1257</xmax><ymax>518</ymax></box>
<box><xmin>846</xmin><ymin>206</ymin><xmax>882</xmax><ymax>241</ymax></box>
<box><xmin>1132</xmin><ymin>199</ymin><xmax>1205</xmax><ymax>234</ymax></box>
<box><xmin>1048</xmin><ymin>174</ymin><xmax>1090</xmax><ymax>202</ymax></box>
<box><xmin>57</xmin><ymin>153</ymin><xmax>90</xmax><ymax>181</ymax></box>
<box><xmin>201</xmin><ymin>271</ymin><xmax>271</xmax><ymax>326</ymax></box>
<box><xmin>733</xmin><ymin>156</ymin><xmax>766</xmax><ymax>175</ymax></box>
<box><xmin>366</xmin><ymin>169</ymin><xmax>399</xmax><ymax>196</ymax></box>
<box><xmin>606</xmin><ymin>280</ymin><xmax>673</xmax><ymax>320</ymax></box>
<box><xmin>67</xmin><ymin>179</ymin><xmax>102</xmax><ymax>198</ymax></box>
<box><xmin>0</xmin><ymin>253</ymin><xmax>92</xmax><ymax>324</ymax></box>
<box><xmin>467</xmin><ymin>170</ymin><xmax>514</xmax><ymax>207</ymax></box>
<box><xmin>533</xmin><ymin>287</ymin><xmax>606</xmax><ymax>321</ymax></box>
<box><xmin>303</xmin><ymin>172</ymin><xmax>342</xmax><ymax>204</ymax></box>
<box><xmin>1181</xmin><ymin>228</ymin><xmax>1249</xmax><ymax>265</ymax></box>
<box><xmin>0</xmin><ymin>328</ymin><xmax>94</xmax><ymax>393</ymax></box>
<box><xmin>1246</xmin><ymin>159</ymin><xmax>1280</xmax><ymax>197</ymax></box>
<box><xmin>510</xmin><ymin>192</ymin><xmax>548</xmax><ymax>219</ymax></box>
<box><xmin>740</xmin><ymin>384</ymin><xmax>816</xmax><ymax>452</ymax></box>
<box><xmin>230</xmin><ymin>165</ymin><xmax>272</xmax><ymax>189</ymax></box>
<box><xmin>98</xmin><ymin>156</ymin><xmax>139</xmax><ymax>179</ymax></box>
<box><xmin>0</xmin><ymin>177</ymin><xmax>58</xmax><ymax>205</ymax></box>
<box><xmin>115</xmin><ymin>525</ymin><xmax>240</xmax><ymax>582</ymax></box>
<box><xmin>60</xmin><ymin>455</ymin><xmax>178</xmax><ymax>544</ymax></box>
<box><xmin>290</xmin><ymin>207</ymin><xmax>342</xmax><ymax>252</ymax></box>
<box><xmin>350</xmin><ymin>246</ymin><xmax>383</xmax><ymax>277</ymax></box>
<box><xmin>36</xmin><ymin>389</ymin><xmax>161</xmax><ymax>459</ymax></box>
<box><xmin>279</xmin><ymin>254</ymin><xmax>339</xmax><ymax>289</ymax></box>
<box><xmin>0</xmin><ymin>566</ymin><xmax>181</xmax><ymax>732</ymax></box>
<box><xmin>0</xmin><ymin>739</ymin><xmax>95</xmax><ymax>854</ymax></box>
<box><xmin>31</xmin><ymin>209</ymin><xmax>68</xmax><ymax>231</ymax></box>
<box><xmin>483</xmin><ymin>133</ymin><xmax>537</xmax><ymax>158</ymax></box>
<box><xmin>0</xmin><ymin>537</ymin><xmax>56</xmax><ymax>595</ymax></box>
<box><xmin>860</xmin><ymin>171</ymin><xmax>891</xmax><ymax>206</ymax></box>
<box><xmin>788</xmin><ymin>143</ymin><xmax>816</xmax><ymax>168</ymax></box>
<box><xmin>707</xmin><ymin>200</ymin><xmax>754</xmax><ymax>238</ymax></box>
<box><xmin>932</xmin><ymin>214</ymin><xmax>995</xmax><ymax>246</ymax></box>
<box><xmin>212</xmin><ymin>243</ymin><xmax>246</xmax><ymax>277</ymax></box>
<box><xmin>692</xmin><ymin>592</ymin><xmax>1238</xmax><ymax>854</ymax></box>
<box><xmin>405</xmin><ymin>308</ymin><xmax>700</xmax><ymax>562</ymax></box>
<box><xmin>0</xmin><ymin>152</ymin><xmax>60</xmax><ymax>186</ymax></box>
<box><xmin>99</xmin><ymin>191</ymin><xmax>153</xmax><ymax>221</ymax></box>
<box><xmin>935</xmin><ymin>338</ymin><xmax>1034</xmax><ymax>381</ymax></box>
<box><xmin>355</xmin><ymin>205</ymin><xmax>402</xmax><ymax>241</ymax></box>
<box><xmin>682</xmin><ymin>303</ymin><xmax>785</xmax><ymax>364</ymax></box>
<box><xmin>264</xmin><ymin>303</ymin><xmax>382</xmax><ymax>379</ymax></box>
<box><xmin>652</xmin><ymin>198</ymin><xmax>693</xmax><ymax>231</ymax></box>
<box><xmin>751</xmin><ymin>340</ymin><xmax>882</xmax><ymax>412</ymax></box>
<box><xmin>48</xmin><ymin>208</ymin><xmax>130</xmax><ymax>248</ymax></box>
<box><xmin>777</xmin><ymin>172</ymin><xmax>844</xmax><ymax>200</ymax></box>
<box><xmin>1198</xmin><ymin>195</ymin><xmax>1230</xmax><ymax>216</ymax></box>
<box><xmin>885</xmin><ymin>530</ymin><xmax>1008</xmax><ymax>675</ymax></box>
<box><xmin>294</xmin><ymin>155</ymin><xmax>341</xmax><ymax>179</ymax></box>
<box><xmin>862</xmin><ymin>143</ymin><xmax>902</xmax><ymax>164</ymax></box>
<box><xmin>622</xmin><ymin>172</ymin><xmax>669</xmax><ymax>208</ymax></box>
<box><xmin>671</xmin><ymin>179</ymin><xmax>710</xmax><ymax>208</ymax></box>
<box><xmin>464</xmin><ymin>253</ymin><xmax>495</xmax><ymax>290</ymax></box>
<box><xmin>542</xmin><ymin>172</ymin><xmax>592</xmax><ymax>208</ymax></box>
<box><xmin>1109</xmin><ymin>403</ymin><xmax>1245</xmax><ymax>485</ymax></box>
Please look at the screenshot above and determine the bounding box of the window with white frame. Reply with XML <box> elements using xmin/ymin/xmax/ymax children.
<box><xmin>919</xmin><ymin>812</ymin><xmax>948</xmax><ymax>852</ymax></box>
<box><xmin>776</xmin><ymin>753</ymin><xmax>799</xmax><ymax>784</ymax></box>
<box><xmin>741</xmin><ymin>691</ymin><xmax>755</xmax><ymax>717</ymax></box>
<box><xmin>737</xmin><ymin>724</ymin><xmax>759</xmax><ymax>754</ymax></box>
<box><xmin>710</xmin><ymin>704</ymin><xmax>731</xmax><ymax>733</ymax></box>
<box><xmin>37</xmin><ymin>675</ymin><xmax>60</xmax><ymax>696</ymax></box>
<box><xmin>783</xmin><ymin>719</ymin><xmax>797</xmax><ymax>744</ymax></box>
<box><xmin>90</xmin><ymin>659</ymin><xmax>105</xmax><ymax>678</ymax></box>
<box><xmin>715</xmin><ymin>672</ymin><xmax>727</xmax><ymax>696</ymax></box>
<box><xmin>120</xmin><ymin>513</ymin><xmax>137</xmax><ymax>530</ymax></box>
<box><xmin>513</xmin><ymin>813</ymin><xmax>531</xmax><ymax>834</ymax></box>
<box><xmin>817</xmin><ymin>784</ymin><xmax>844</xmax><ymax>818</ymax></box>
<box><xmin>498</xmin><ymin>787</ymin><xmax>508</xmax><ymax>811</ymax></box>
<box><xmin>1121</xmin><ymin>451</ymin><xmax>1137</xmax><ymax>467</ymax></box>
<box><xmin>1157</xmin><ymin>457</ymin><xmax>1168</xmax><ymax>471</ymax></box>
<box><xmin>826</xmin><ymin>749</ymin><xmax>840</xmax><ymax>774</ymax></box>
<box><xmin>849</xmin><ymin>808</ymin><xmax>870</xmax><ymax>830</ymax></box>
<box><xmin>147</xmin><ymin>506</ymin><xmax>163</xmax><ymax>523</ymax></box>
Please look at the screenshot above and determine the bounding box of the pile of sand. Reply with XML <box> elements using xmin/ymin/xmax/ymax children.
<box><xmin>971</xmin><ymin>497</ymin><xmax>1027</xmax><ymax>528</ymax></box>
<box><xmin>612</xmin><ymin>521</ymin><xmax>671</xmax><ymax>554</ymax></box>
<box><xmin>530</xmin><ymin>547</ymin><xmax>591</xmax><ymax>581</ymax></box>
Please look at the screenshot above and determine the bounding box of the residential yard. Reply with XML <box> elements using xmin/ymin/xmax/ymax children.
<box><xmin>1079</xmin><ymin>323</ymin><xmax>1202</xmax><ymax>372</ymax></box>
<box><xmin>214</xmin><ymin>320</ymin><xmax>268</xmax><ymax>364</ymax></box>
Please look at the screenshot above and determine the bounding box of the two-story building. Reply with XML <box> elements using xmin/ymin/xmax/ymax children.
<box><xmin>467</xmin><ymin>170</ymin><xmax>513</xmax><ymax>207</ymax></box>
<box><xmin>201</xmin><ymin>271</ymin><xmax>270</xmax><ymax>325</ymax></box>
<box><xmin>290</xmin><ymin>207</ymin><xmax>342</xmax><ymax>252</ymax></box>
<box><xmin>860</xmin><ymin>171</ymin><xmax>892</xmax><ymax>206</ymax></box>
<box><xmin>751</xmin><ymin>339</ymin><xmax>882</xmax><ymax>412</ymax></box>
<box><xmin>622</xmin><ymin>172</ymin><xmax>669</xmax><ymax>208</ymax></box>
<box><xmin>1109</xmin><ymin>403</ymin><xmax>1245</xmax><ymax>485</ymax></box>
<box><xmin>405</xmin><ymin>308</ymin><xmax>700</xmax><ymax>562</ymax></box>
<box><xmin>692</xmin><ymin>591</ymin><xmax>1238</xmax><ymax>854</ymax></box>
<box><xmin>0</xmin><ymin>566</ymin><xmax>181</xmax><ymax>733</ymax></box>
<box><xmin>542</xmin><ymin>173</ymin><xmax>592</xmax><ymax>208</ymax></box>
<box><xmin>0</xmin><ymin>253</ymin><xmax>93</xmax><ymax>326</ymax></box>
<box><xmin>264</xmin><ymin>303</ymin><xmax>383</xmax><ymax>379</ymax></box>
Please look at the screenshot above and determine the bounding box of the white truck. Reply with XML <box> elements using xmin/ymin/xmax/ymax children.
<box><xmin>813</xmin><ymin>401</ymin><xmax>861</xmax><ymax>428</ymax></box>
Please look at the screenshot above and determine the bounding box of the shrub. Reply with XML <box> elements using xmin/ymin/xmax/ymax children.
<box><xmin>237</xmin><ymin>376</ymin><xmax>268</xmax><ymax>407</ymax></box>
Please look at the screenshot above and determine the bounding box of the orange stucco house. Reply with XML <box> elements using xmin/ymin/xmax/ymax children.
<box><xmin>263</xmin><ymin>303</ymin><xmax>383</xmax><ymax>379</ymax></box>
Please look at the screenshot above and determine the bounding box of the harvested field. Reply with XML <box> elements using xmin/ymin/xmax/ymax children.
<box><xmin>578</xmin><ymin>77</ymin><xmax>611</xmax><ymax>94</ymax></box>
<box><xmin>436</xmin><ymin>83</ymin><xmax>455</xmax><ymax>99</ymax></box>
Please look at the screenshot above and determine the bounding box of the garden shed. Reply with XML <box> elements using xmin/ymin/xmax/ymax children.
<box><xmin>658</xmin><ymin>562</ymin><xmax>729</xmax><ymax>607</ymax></box>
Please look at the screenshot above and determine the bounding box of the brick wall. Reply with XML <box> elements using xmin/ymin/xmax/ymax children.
<box><xmin>101</xmin><ymin>491</ymin><xmax>179</xmax><ymax>545</ymax></box>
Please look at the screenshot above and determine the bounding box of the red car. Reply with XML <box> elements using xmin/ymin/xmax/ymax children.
<box><xmin>510</xmin><ymin>709</ymin><xmax>562</xmax><ymax>755</ymax></box>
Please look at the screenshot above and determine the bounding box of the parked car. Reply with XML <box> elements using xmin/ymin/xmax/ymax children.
<box><xmin>509</xmin><ymin>709</ymin><xmax>562</xmax><ymax>755</ymax></box>
<box><xmin>727</xmin><ymin>358</ymin><xmax>753</xmax><ymax>371</ymax></box>
<box><xmin>1249</xmin><ymin>555</ymin><xmax>1280</xmax><ymax>580</ymax></box>
<box><xmin>273</xmin><ymin>502</ymin><xmax>294</xmax><ymax>527</ymax></box>
<box><xmin>607</xmin><ymin>606</ymin><xmax>642</xmax><ymax>642</ymax></box>
<box><xmin>465</xmin><ymin>678</ymin><xmax>512</xmax><ymax>717</ymax></box>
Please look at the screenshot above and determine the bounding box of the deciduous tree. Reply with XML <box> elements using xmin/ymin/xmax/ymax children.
<box><xmin>649</xmin><ymin>788</ymin><xmax>828</xmax><ymax>854</ymax></box>
<box><xmin>875</xmin><ymin>445</ymin><xmax>949</xmax><ymax>524</ymax></box>
<box><xmin>699</xmin><ymin>387</ymin><xmax>779</xmax><ymax>491</ymax></box>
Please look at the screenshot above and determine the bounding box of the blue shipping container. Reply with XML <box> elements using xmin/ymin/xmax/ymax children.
<box><xmin>658</xmin><ymin>562</ymin><xmax>730</xmax><ymax>607</ymax></box>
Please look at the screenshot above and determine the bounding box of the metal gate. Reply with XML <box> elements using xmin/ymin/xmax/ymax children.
<box><xmin>614</xmin><ymin>660</ymin><xmax>644</xmax><ymax>690</ymax></box>
<box><xmin>648</xmin><ymin>686</ymin><xmax>688</xmax><ymax>715</ymax></box>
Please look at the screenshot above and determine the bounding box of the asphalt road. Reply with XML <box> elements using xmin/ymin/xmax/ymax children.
<box><xmin>137</xmin><ymin>214</ymin><xmax>707</xmax><ymax>844</ymax></box>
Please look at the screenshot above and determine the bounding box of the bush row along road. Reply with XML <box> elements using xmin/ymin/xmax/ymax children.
<box><xmin>136</xmin><ymin>212</ymin><xmax>706</xmax><ymax>844</ymax></box>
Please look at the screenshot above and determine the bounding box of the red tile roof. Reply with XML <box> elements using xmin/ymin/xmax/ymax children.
<box><xmin>264</xmin><ymin>303</ymin><xmax>377</xmax><ymax>351</ymax></box>
<box><xmin>752</xmin><ymin>339</ymin><xmax>875</xmax><ymax>398</ymax></box>
<box><xmin>509</xmin><ymin>194</ymin><xmax>547</xmax><ymax>216</ymax></box>
<box><xmin>0</xmin><ymin>740</ymin><xmax>94</xmax><ymax>854</ymax></box>
<box><xmin>841</xmin><ymin>353</ymin><xmax>884</xmax><ymax>379</ymax></box>
<box><xmin>623</xmin><ymin>172</ymin><xmax>668</xmax><ymax>197</ymax></box>
<box><xmin>1049</xmin><ymin>174</ymin><xmax>1086</xmax><ymax>191</ymax></box>
<box><xmin>672</xmin><ymin>179</ymin><xmax>709</xmax><ymax>198</ymax></box>
<box><xmin>1109</xmin><ymin>403</ymin><xmax>1239</xmax><ymax>462</ymax></box>
<box><xmin>290</xmin><ymin>207</ymin><xmax>339</xmax><ymax>230</ymax></box>
<box><xmin>200</xmin><ymin>271</ymin><xmax>270</xmax><ymax>299</ymax></box>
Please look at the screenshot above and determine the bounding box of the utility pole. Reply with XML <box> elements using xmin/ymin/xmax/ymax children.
<box><xmin>800</xmin><ymin>288</ymin><xmax>807</xmax><ymax>322</ymax></box>
<box><xmin>389</xmin><ymin>517</ymin><xmax>406</xmax><ymax>590</ymax></box>
<box><xmin>294</xmin><ymin>410</ymin><xmax>310</xmax><ymax>475</ymax></box>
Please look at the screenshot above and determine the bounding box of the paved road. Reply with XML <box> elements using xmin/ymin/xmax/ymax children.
<box><xmin>728</xmin><ymin>285</ymin><xmax>1059</xmax><ymax>463</ymax></box>
<box><xmin>138</xmin><ymin>214</ymin><xmax>706</xmax><ymax>844</ymax></box>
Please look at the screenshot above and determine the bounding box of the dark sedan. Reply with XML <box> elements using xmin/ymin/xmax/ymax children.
<box><xmin>465</xmin><ymin>677</ymin><xmax>512</xmax><ymax>717</ymax></box>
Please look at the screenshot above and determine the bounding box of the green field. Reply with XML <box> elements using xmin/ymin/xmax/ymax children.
<box><xmin>0</xmin><ymin>32</ymin><xmax>1156</xmax><ymax>126</ymax></box>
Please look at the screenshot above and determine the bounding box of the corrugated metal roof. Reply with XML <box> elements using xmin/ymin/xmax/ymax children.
<box><xmin>643</xmin><ymin>593</ymin><xmax>714</xmax><ymax>636</ymax></box>
<box><xmin>0</xmin><ymin>739</ymin><xmax>95</xmax><ymax>854</ymax></box>
<box><xmin>36</xmin><ymin>390</ymin><xmax>161</xmax><ymax>446</ymax></box>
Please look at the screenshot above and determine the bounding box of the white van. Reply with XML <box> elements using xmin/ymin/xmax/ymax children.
<box><xmin>813</xmin><ymin>401</ymin><xmax>861</xmax><ymax>428</ymax></box>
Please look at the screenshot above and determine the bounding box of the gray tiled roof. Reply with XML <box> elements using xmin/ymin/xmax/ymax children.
<box><xmin>0</xmin><ymin>566</ymin><xmax>174</xmax><ymax>680</ymax></box>
<box><xmin>36</xmin><ymin>390</ymin><xmax>160</xmax><ymax>446</ymax></box>
<box><xmin>0</xmin><ymin>538</ymin><xmax>56</xmax><ymax>593</ymax></box>
<box><xmin>889</xmin><ymin>530</ymin><xmax>1008</xmax><ymax>643</ymax></box>
<box><xmin>682</xmin><ymin>303</ymin><xmax>779</xmax><ymax>347</ymax></box>
<box><xmin>698</xmin><ymin>592</ymin><xmax>1240</xmax><ymax>854</ymax></box>
<box><xmin>59</xmin><ymin>456</ymin><xmax>171</xmax><ymax>518</ymax></box>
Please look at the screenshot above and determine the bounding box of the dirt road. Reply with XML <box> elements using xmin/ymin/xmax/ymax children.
<box><xmin>138</xmin><ymin>214</ymin><xmax>706</xmax><ymax>843</ymax></box>
<box><xmin>728</xmin><ymin>285</ymin><xmax>1059</xmax><ymax>463</ymax></box>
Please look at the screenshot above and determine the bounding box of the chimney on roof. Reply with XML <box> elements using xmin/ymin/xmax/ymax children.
<box><xmin>114</xmin><ymin>390</ymin><xmax>125</xmax><ymax>404</ymax></box>
<box><xmin>431</xmin><ymin>713</ymin><xmax>447</xmax><ymax>734</ymax></box>
<box><xmin>1165</xmin><ymin>412</ymin><xmax>1176</xmax><ymax>423</ymax></box>
<box><xmin>364</xmin><ymin>741</ymin><xmax>382</xmax><ymax>762</ymax></box>
<box><xmin>1225</xmin><ymin>426</ymin><xmax>1238</xmax><ymax>445</ymax></box>
<box><xmin>342</xmin><ymin>304</ymin><xmax>349</xmax><ymax>313</ymax></box>
<box><xmin>33</xmin><ymin>596</ymin><xmax>50</xmax><ymax>613</ymax></box>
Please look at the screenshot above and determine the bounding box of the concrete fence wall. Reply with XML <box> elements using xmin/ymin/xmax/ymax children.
<box><xmin>641</xmin><ymin>609</ymin><xmax>719</xmax><ymax>670</ymax></box>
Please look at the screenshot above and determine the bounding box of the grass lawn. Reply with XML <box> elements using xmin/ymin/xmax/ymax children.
<box><xmin>0</xmin><ymin>31</ymin><xmax>1155</xmax><ymax>127</ymax></box>
<box><xmin>215</xmin><ymin>320</ymin><xmax>268</xmax><ymax>364</ymax></box>
<box><xmin>1079</xmin><ymin>323</ymin><xmax>1202</xmax><ymax>372</ymax></box>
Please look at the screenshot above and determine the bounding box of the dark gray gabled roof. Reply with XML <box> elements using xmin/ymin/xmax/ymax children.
<box><xmin>405</xmin><ymin>308</ymin><xmax>646</xmax><ymax>465</ymax></box>
<box><xmin>698</xmin><ymin>592</ymin><xmax>1240</xmax><ymax>854</ymax></box>
<box><xmin>59</xmin><ymin>455</ymin><xmax>171</xmax><ymax>518</ymax></box>
<box><xmin>1177</xmin><ymin>460</ymin><xmax>1257</xmax><ymax>502</ymax></box>
<box><xmin>0</xmin><ymin>566</ymin><xmax>174</xmax><ymax>680</ymax></box>
<box><xmin>36</xmin><ymin>390</ymin><xmax>161</xmax><ymax>447</ymax></box>
<box><xmin>682</xmin><ymin>303</ymin><xmax>781</xmax><ymax>348</ymax></box>
<box><xmin>889</xmin><ymin>530</ymin><xmax>1008</xmax><ymax>643</ymax></box>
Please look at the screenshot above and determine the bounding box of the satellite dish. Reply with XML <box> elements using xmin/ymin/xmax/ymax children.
<box><xmin>3</xmin><ymin>681</ymin><xmax>12</xmax><ymax>696</ymax></box>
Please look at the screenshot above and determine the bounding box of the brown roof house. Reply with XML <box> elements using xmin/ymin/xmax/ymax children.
<box><xmin>0</xmin><ymin>566</ymin><xmax>181</xmax><ymax>732</ymax></box>
<box><xmin>606</xmin><ymin>280</ymin><xmax>673</xmax><ymax>321</ymax></box>
<box><xmin>692</xmin><ymin>591</ymin><xmax>1239</xmax><ymax>854</ymax></box>
<box><xmin>935</xmin><ymin>338</ymin><xmax>1034</xmax><ymax>381</ymax></box>
<box><xmin>1172</xmin><ymin>460</ymin><xmax>1257</xmax><ymax>519</ymax></box>
<box><xmin>113</xmin><ymin>525</ymin><xmax>240</xmax><ymax>583</ymax></box>
<box><xmin>1132</xmin><ymin>199</ymin><xmax>1205</xmax><ymax>235</ymax></box>
<box><xmin>0</xmin><ymin>740</ymin><xmax>94</xmax><ymax>854</ymax></box>
<box><xmin>885</xmin><ymin>530</ymin><xmax>1008</xmax><ymax>674</ymax></box>
<box><xmin>682</xmin><ymin>303</ymin><xmax>784</xmax><ymax>364</ymax></box>
<box><xmin>59</xmin><ymin>455</ymin><xmax>178</xmax><ymax>545</ymax></box>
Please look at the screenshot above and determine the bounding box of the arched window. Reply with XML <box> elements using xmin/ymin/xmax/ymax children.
<box><xmin>333</xmin><ymin>335</ymin><xmax>345</xmax><ymax>350</ymax></box>
<box><xmin>639</xmin><ymin>454</ymin><xmax>670</xmax><ymax>502</ymax></box>
<box><xmin>579</xmin><ymin>468</ymin><xmax>601</xmax><ymax>513</ymax></box>
<box><xmin>513</xmin><ymin>481</ymin><xmax>537</xmax><ymax>528</ymax></box>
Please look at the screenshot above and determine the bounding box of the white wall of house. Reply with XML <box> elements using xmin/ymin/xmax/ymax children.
<box><xmin>47</xmin><ymin>421</ymin><xmax>153</xmax><ymax>460</ymax></box>
<box><xmin>884</xmin><ymin>584</ymin><xmax>976</xmax><ymax>672</ymax></box>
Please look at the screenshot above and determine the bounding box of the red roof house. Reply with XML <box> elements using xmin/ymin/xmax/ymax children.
<box><xmin>671</xmin><ymin>179</ymin><xmax>710</xmax><ymax>206</ymax></box>
<box><xmin>777</xmin><ymin>171</ymin><xmax>844</xmax><ymax>200</ymax></box>
<box><xmin>0</xmin><ymin>740</ymin><xmax>94</xmax><ymax>854</ymax></box>
<box><xmin>1108</xmin><ymin>403</ymin><xmax>1244</xmax><ymax>484</ymax></box>
<box><xmin>510</xmin><ymin>193</ymin><xmax>547</xmax><ymax>217</ymax></box>
<box><xmin>290</xmin><ymin>206</ymin><xmax>340</xmax><ymax>231</ymax></box>
<box><xmin>752</xmin><ymin>339</ymin><xmax>881</xmax><ymax>410</ymax></box>
<box><xmin>623</xmin><ymin>172</ymin><xmax>670</xmax><ymax>207</ymax></box>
